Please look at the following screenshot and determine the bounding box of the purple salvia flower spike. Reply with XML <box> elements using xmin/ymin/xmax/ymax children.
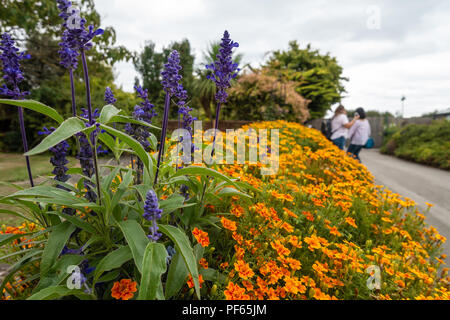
<box><xmin>104</xmin><ymin>87</ymin><xmax>117</xmax><ymax>105</ymax></box>
<box><xmin>0</xmin><ymin>33</ymin><xmax>34</xmax><ymax>187</ymax></box>
<box><xmin>143</xmin><ymin>190</ymin><xmax>162</xmax><ymax>241</ymax></box>
<box><xmin>206</xmin><ymin>30</ymin><xmax>240</xmax><ymax>157</ymax></box>
<box><xmin>125</xmin><ymin>85</ymin><xmax>157</xmax><ymax>183</ymax></box>
<box><xmin>38</xmin><ymin>127</ymin><xmax>71</xmax><ymax>185</ymax></box>
<box><xmin>154</xmin><ymin>50</ymin><xmax>184</xmax><ymax>185</ymax></box>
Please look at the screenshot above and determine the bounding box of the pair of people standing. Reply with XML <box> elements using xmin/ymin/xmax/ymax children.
<box><xmin>330</xmin><ymin>105</ymin><xmax>371</xmax><ymax>162</ymax></box>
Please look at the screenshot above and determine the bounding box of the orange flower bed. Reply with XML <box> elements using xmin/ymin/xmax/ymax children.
<box><xmin>214</xmin><ymin>120</ymin><xmax>448</xmax><ymax>300</ymax></box>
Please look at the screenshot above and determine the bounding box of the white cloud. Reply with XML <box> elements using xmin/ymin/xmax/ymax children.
<box><xmin>96</xmin><ymin>0</ymin><xmax>450</xmax><ymax>117</ymax></box>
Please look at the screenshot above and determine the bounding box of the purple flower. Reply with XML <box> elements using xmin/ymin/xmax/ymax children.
<box><xmin>124</xmin><ymin>86</ymin><xmax>157</xmax><ymax>183</ymax></box>
<box><xmin>58</xmin><ymin>39</ymin><xmax>79</xmax><ymax>70</ymax></box>
<box><xmin>56</xmin><ymin>0</ymin><xmax>104</xmax><ymax>52</ymax></box>
<box><xmin>1</xmin><ymin>32</ymin><xmax>34</xmax><ymax>187</ymax></box>
<box><xmin>178</xmin><ymin>101</ymin><xmax>196</xmax><ymax>137</ymax></box>
<box><xmin>133</xmin><ymin>85</ymin><xmax>157</xmax><ymax>124</ymax></box>
<box><xmin>206</xmin><ymin>30</ymin><xmax>240</xmax><ymax>104</ymax></box>
<box><xmin>0</xmin><ymin>33</ymin><xmax>30</xmax><ymax>99</ymax></box>
<box><xmin>104</xmin><ymin>87</ymin><xmax>117</xmax><ymax>105</ymax></box>
<box><xmin>38</xmin><ymin>127</ymin><xmax>71</xmax><ymax>184</ymax></box>
<box><xmin>161</xmin><ymin>50</ymin><xmax>185</xmax><ymax>99</ymax></box>
<box><xmin>61</xmin><ymin>245</ymin><xmax>83</xmax><ymax>256</ymax></box>
<box><xmin>56</xmin><ymin>0</ymin><xmax>72</xmax><ymax>21</ymax></box>
<box><xmin>154</xmin><ymin>50</ymin><xmax>186</xmax><ymax>185</ymax></box>
<box><xmin>125</xmin><ymin>85</ymin><xmax>157</xmax><ymax>151</ymax></box>
<box><xmin>143</xmin><ymin>190</ymin><xmax>162</xmax><ymax>242</ymax></box>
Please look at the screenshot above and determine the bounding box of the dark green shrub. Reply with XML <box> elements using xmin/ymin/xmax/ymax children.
<box><xmin>381</xmin><ymin>120</ymin><xmax>450</xmax><ymax>170</ymax></box>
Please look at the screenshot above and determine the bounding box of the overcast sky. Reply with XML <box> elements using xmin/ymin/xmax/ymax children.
<box><xmin>95</xmin><ymin>0</ymin><xmax>450</xmax><ymax>118</ymax></box>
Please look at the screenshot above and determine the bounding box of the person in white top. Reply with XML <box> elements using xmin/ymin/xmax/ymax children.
<box><xmin>347</xmin><ymin>107</ymin><xmax>371</xmax><ymax>162</ymax></box>
<box><xmin>330</xmin><ymin>105</ymin><xmax>359</xmax><ymax>150</ymax></box>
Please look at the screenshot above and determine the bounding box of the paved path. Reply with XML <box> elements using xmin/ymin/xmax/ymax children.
<box><xmin>360</xmin><ymin>149</ymin><xmax>450</xmax><ymax>264</ymax></box>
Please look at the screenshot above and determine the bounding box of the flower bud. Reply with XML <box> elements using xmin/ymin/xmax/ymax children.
<box><xmin>211</xmin><ymin>284</ymin><xmax>218</xmax><ymax>296</ymax></box>
<box><xmin>308</xmin><ymin>288</ymin><xmax>315</xmax><ymax>298</ymax></box>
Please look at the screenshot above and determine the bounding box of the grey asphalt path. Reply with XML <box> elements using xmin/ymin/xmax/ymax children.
<box><xmin>360</xmin><ymin>149</ymin><xmax>450</xmax><ymax>264</ymax></box>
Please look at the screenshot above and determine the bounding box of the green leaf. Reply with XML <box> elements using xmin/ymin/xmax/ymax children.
<box><xmin>27</xmin><ymin>285</ymin><xmax>93</xmax><ymax>300</ymax></box>
<box><xmin>172</xmin><ymin>166</ymin><xmax>242</xmax><ymax>190</ymax></box>
<box><xmin>40</xmin><ymin>221</ymin><xmax>76</xmax><ymax>276</ymax></box>
<box><xmin>98</xmin><ymin>131</ymin><xmax>117</xmax><ymax>152</ymax></box>
<box><xmin>138</xmin><ymin>242</ymin><xmax>168</xmax><ymax>300</ymax></box>
<box><xmin>67</xmin><ymin>167</ymin><xmax>84</xmax><ymax>175</ymax></box>
<box><xmin>25</xmin><ymin>117</ymin><xmax>86</xmax><ymax>156</ymax></box>
<box><xmin>0</xmin><ymin>250</ymin><xmax>42</xmax><ymax>294</ymax></box>
<box><xmin>99</xmin><ymin>124</ymin><xmax>151</xmax><ymax>175</ymax></box>
<box><xmin>0</xmin><ymin>181</ymin><xmax>24</xmax><ymax>191</ymax></box>
<box><xmin>34</xmin><ymin>254</ymin><xmax>86</xmax><ymax>292</ymax></box>
<box><xmin>216</xmin><ymin>187</ymin><xmax>252</xmax><ymax>199</ymax></box>
<box><xmin>110</xmin><ymin>169</ymin><xmax>133</xmax><ymax>210</ymax></box>
<box><xmin>165</xmin><ymin>251</ymin><xmax>189</xmax><ymax>299</ymax></box>
<box><xmin>0</xmin><ymin>233</ymin><xmax>23</xmax><ymax>246</ymax></box>
<box><xmin>93</xmin><ymin>246</ymin><xmax>133</xmax><ymax>284</ymax></box>
<box><xmin>158</xmin><ymin>224</ymin><xmax>200</xmax><ymax>299</ymax></box>
<box><xmin>117</xmin><ymin>220</ymin><xmax>150</xmax><ymax>273</ymax></box>
<box><xmin>97</xmin><ymin>270</ymin><xmax>120</xmax><ymax>283</ymax></box>
<box><xmin>98</xmin><ymin>104</ymin><xmax>122</xmax><ymax>124</ymax></box>
<box><xmin>0</xmin><ymin>99</ymin><xmax>64</xmax><ymax>123</ymax></box>
<box><xmin>159</xmin><ymin>194</ymin><xmax>194</xmax><ymax>216</ymax></box>
<box><xmin>200</xmin><ymin>268</ymin><xmax>227</xmax><ymax>284</ymax></box>
<box><xmin>47</xmin><ymin>211</ymin><xmax>97</xmax><ymax>234</ymax></box>
<box><xmin>109</xmin><ymin>114</ymin><xmax>160</xmax><ymax>130</ymax></box>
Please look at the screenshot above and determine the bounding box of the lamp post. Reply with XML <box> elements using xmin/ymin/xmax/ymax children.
<box><xmin>401</xmin><ymin>96</ymin><xmax>406</xmax><ymax>118</ymax></box>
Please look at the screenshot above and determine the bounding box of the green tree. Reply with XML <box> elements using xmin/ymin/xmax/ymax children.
<box><xmin>0</xmin><ymin>0</ymin><xmax>130</xmax><ymax>64</ymax></box>
<box><xmin>133</xmin><ymin>39</ymin><xmax>195</xmax><ymax>118</ymax></box>
<box><xmin>226</xmin><ymin>68</ymin><xmax>310</xmax><ymax>122</ymax></box>
<box><xmin>265</xmin><ymin>41</ymin><xmax>348</xmax><ymax>119</ymax></box>
<box><xmin>0</xmin><ymin>0</ymin><xmax>134</xmax><ymax>152</ymax></box>
<box><xmin>133</xmin><ymin>41</ymin><xmax>165</xmax><ymax>102</ymax></box>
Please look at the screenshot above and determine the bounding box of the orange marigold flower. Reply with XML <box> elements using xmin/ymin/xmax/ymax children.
<box><xmin>283</xmin><ymin>208</ymin><xmax>298</xmax><ymax>218</ymax></box>
<box><xmin>288</xmin><ymin>235</ymin><xmax>302</xmax><ymax>248</ymax></box>
<box><xmin>221</xmin><ymin>217</ymin><xmax>237</xmax><ymax>231</ymax></box>
<box><xmin>192</xmin><ymin>227</ymin><xmax>210</xmax><ymax>247</ymax></box>
<box><xmin>232</xmin><ymin>232</ymin><xmax>244</xmax><ymax>244</ymax></box>
<box><xmin>235</xmin><ymin>244</ymin><xmax>246</xmax><ymax>259</ymax></box>
<box><xmin>284</xmin><ymin>276</ymin><xmax>306</xmax><ymax>295</ymax></box>
<box><xmin>199</xmin><ymin>258</ymin><xmax>208</xmax><ymax>269</ymax></box>
<box><xmin>187</xmin><ymin>274</ymin><xmax>204</xmax><ymax>289</ymax></box>
<box><xmin>345</xmin><ymin>217</ymin><xmax>358</xmax><ymax>228</ymax></box>
<box><xmin>241</xmin><ymin>280</ymin><xmax>254</xmax><ymax>292</ymax></box>
<box><xmin>301</xmin><ymin>211</ymin><xmax>314</xmax><ymax>221</ymax></box>
<box><xmin>328</xmin><ymin>226</ymin><xmax>342</xmax><ymax>237</ymax></box>
<box><xmin>270</xmin><ymin>240</ymin><xmax>291</xmax><ymax>256</ymax></box>
<box><xmin>304</xmin><ymin>235</ymin><xmax>322</xmax><ymax>251</ymax></box>
<box><xmin>234</xmin><ymin>260</ymin><xmax>255</xmax><ymax>280</ymax></box>
<box><xmin>220</xmin><ymin>262</ymin><xmax>229</xmax><ymax>269</ymax></box>
<box><xmin>231</xmin><ymin>204</ymin><xmax>245</xmax><ymax>217</ymax></box>
<box><xmin>111</xmin><ymin>279</ymin><xmax>137</xmax><ymax>300</ymax></box>
<box><xmin>224</xmin><ymin>282</ymin><xmax>250</xmax><ymax>300</ymax></box>
<box><xmin>281</xmin><ymin>222</ymin><xmax>294</xmax><ymax>233</ymax></box>
<box><xmin>286</xmin><ymin>257</ymin><xmax>302</xmax><ymax>271</ymax></box>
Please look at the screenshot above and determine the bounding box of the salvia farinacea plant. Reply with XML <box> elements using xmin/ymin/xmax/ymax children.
<box><xmin>0</xmin><ymin>0</ymin><xmax>247</xmax><ymax>301</ymax></box>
